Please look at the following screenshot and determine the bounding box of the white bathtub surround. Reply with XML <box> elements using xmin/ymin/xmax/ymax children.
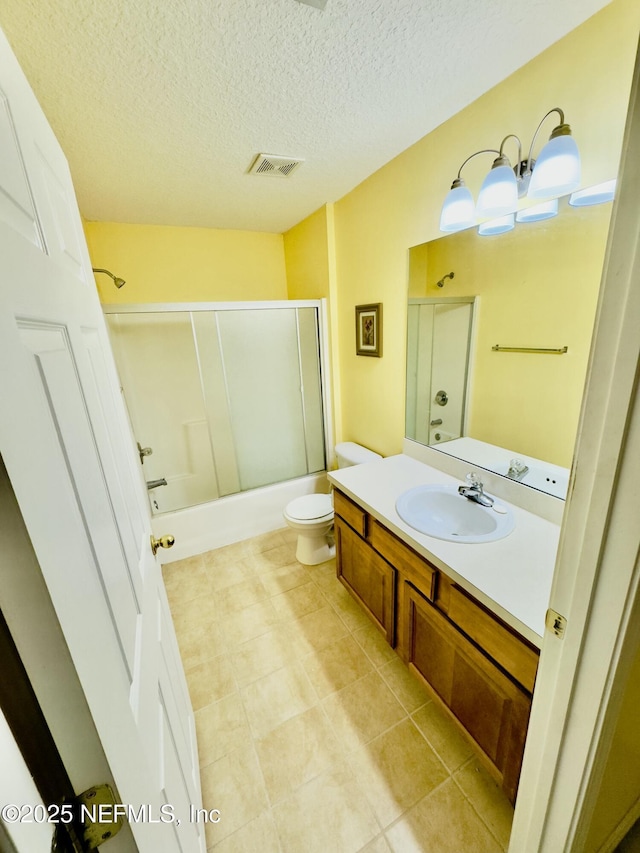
<box><xmin>152</xmin><ymin>472</ymin><xmax>328</xmax><ymax>562</ymax></box>
<box><xmin>329</xmin><ymin>454</ymin><xmax>560</xmax><ymax>646</ymax></box>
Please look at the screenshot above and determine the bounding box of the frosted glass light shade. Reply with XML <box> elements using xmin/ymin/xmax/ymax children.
<box><xmin>478</xmin><ymin>213</ymin><xmax>514</xmax><ymax>236</ymax></box>
<box><xmin>476</xmin><ymin>164</ymin><xmax>518</xmax><ymax>219</ymax></box>
<box><xmin>439</xmin><ymin>184</ymin><xmax>475</xmax><ymax>232</ymax></box>
<box><xmin>569</xmin><ymin>179</ymin><xmax>616</xmax><ymax>207</ymax></box>
<box><xmin>528</xmin><ymin>135</ymin><xmax>581</xmax><ymax>199</ymax></box>
<box><xmin>516</xmin><ymin>198</ymin><xmax>558</xmax><ymax>222</ymax></box>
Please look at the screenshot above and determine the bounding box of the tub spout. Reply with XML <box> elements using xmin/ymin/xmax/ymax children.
<box><xmin>146</xmin><ymin>478</ymin><xmax>168</xmax><ymax>490</ymax></box>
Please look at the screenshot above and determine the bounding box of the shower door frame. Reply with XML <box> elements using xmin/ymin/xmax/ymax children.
<box><xmin>102</xmin><ymin>299</ymin><xmax>335</xmax><ymax>495</ymax></box>
<box><xmin>406</xmin><ymin>296</ymin><xmax>477</xmax><ymax>445</ymax></box>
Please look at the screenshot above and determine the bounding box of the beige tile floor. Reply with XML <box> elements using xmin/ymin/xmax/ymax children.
<box><xmin>163</xmin><ymin>528</ymin><xmax>514</xmax><ymax>852</ymax></box>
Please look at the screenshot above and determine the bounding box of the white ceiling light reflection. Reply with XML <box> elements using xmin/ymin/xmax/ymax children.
<box><xmin>478</xmin><ymin>213</ymin><xmax>514</xmax><ymax>236</ymax></box>
<box><xmin>516</xmin><ymin>199</ymin><xmax>559</xmax><ymax>223</ymax></box>
<box><xmin>569</xmin><ymin>179</ymin><xmax>616</xmax><ymax>207</ymax></box>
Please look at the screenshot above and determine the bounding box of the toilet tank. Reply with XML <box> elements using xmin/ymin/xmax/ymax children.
<box><xmin>335</xmin><ymin>442</ymin><xmax>382</xmax><ymax>468</ymax></box>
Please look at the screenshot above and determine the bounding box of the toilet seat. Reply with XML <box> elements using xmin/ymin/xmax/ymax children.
<box><xmin>284</xmin><ymin>493</ymin><xmax>333</xmax><ymax>523</ymax></box>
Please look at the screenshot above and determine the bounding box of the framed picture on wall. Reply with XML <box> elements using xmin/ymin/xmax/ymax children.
<box><xmin>355</xmin><ymin>303</ymin><xmax>382</xmax><ymax>357</ymax></box>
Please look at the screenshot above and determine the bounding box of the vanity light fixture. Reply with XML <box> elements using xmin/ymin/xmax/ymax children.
<box><xmin>439</xmin><ymin>107</ymin><xmax>581</xmax><ymax>233</ymax></box>
<box><xmin>478</xmin><ymin>213</ymin><xmax>515</xmax><ymax>236</ymax></box>
<box><xmin>439</xmin><ymin>148</ymin><xmax>499</xmax><ymax>232</ymax></box>
<box><xmin>569</xmin><ymin>178</ymin><xmax>616</xmax><ymax>207</ymax></box>
<box><xmin>526</xmin><ymin>109</ymin><xmax>581</xmax><ymax>199</ymax></box>
<box><xmin>516</xmin><ymin>198</ymin><xmax>559</xmax><ymax>223</ymax></box>
<box><xmin>476</xmin><ymin>135</ymin><xmax>520</xmax><ymax>219</ymax></box>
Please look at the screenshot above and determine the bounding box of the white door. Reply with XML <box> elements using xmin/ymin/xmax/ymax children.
<box><xmin>0</xmin><ymin>28</ymin><xmax>203</xmax><ymax>853</ymax></box>
<box><xmin>429</xmin><ymin>302</ymin><xmax>472</xmax><ymax>444</ymax></box>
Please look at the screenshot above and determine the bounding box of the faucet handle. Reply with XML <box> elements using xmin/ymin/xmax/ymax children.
<box><xmin>465</xmin><ymin>472</ymin><xmax>483</xmax><ymax>489</ymax></box>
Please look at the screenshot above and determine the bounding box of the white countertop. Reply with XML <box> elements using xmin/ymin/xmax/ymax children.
<box><xmin>328</xmin><ymin>454</ymin><xmax>560</xmax><ymax>647</ymax></box>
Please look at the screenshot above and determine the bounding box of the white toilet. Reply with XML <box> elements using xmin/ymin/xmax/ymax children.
<box><xmin>283</xmin><ymin>442</ymin><xmax>382</xmax><ymax>565</ymax></box>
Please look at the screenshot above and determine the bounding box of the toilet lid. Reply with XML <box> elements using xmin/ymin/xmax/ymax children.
<box><xmin>286</xmin><ymin>494</ymin><xmax>333</xmax><ymax>520</ymax></box>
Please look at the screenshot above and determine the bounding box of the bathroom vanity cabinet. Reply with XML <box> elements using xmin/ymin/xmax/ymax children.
<box><xmin>334</xmin><ymin>488</ymin><xmax>539</xmax><ymax>804</ymax></box>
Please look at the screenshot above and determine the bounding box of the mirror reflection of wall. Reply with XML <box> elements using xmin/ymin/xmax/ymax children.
<box><xmin>406</xmin><ymin>195</ymin><xmax>613</xmax><ymax>490</ymax></box>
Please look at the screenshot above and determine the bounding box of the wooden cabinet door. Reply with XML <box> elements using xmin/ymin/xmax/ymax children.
<box><xmin>335</xmin><ymin>515</ymin><xmax>396</xmax><ymax>644</ymax></box>
<box><xmin>405</xmin><ymin>582</ymin><xmax>531</xmax><ymax>803</ymax></box>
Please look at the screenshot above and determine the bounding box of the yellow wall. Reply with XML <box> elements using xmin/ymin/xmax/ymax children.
<box><xmin>284</xmin><ymin>205</ymin><xmax>331</xmax><ymax>300</ymax></box>
<box><xmin>284</xmin><ymin>204</ymin><xmax>343</xmax><ymax>449</ymax></box>
<box><xmin>84</xmin><ymin>1</ymin><xmax>639</xmax><ymax>463</ymax></box>
<box><xmin>415</xmin><ymin>201</ymin><xmax>612</xmax><ymax>467</ymax></box>
<box><xmin>585</xmin><ymin>641</ymin><xmax>640</xmax><ymax>850</ymax></box>
<box><xmin>85</xmin><ymin>222</ymin><xmax>287</xmax><ymax>304</ymax></box>
<box><xmin>332</xmin><ymin>0</ymin><xmax>640</xmax><ymax>458</ymax></box>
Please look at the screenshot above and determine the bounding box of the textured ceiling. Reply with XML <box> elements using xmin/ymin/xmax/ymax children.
<box><xmin>0</xmin><ymin>0</ymin><xmax>612</xmax><ymax>233</ymax></box>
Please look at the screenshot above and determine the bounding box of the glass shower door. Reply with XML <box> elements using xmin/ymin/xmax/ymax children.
<box><xmin>106</xmin><ymin>312</ymin><xmax>220</xmax><ymax>512</ymax></box>
<box><xmin>106</xmin><ymin>302</ymin><xmax>327</xmax><ymax>514</ymax></box>
<box><xmin>193</xmin><ymin>307</ymin><xmax>325</xmax><ymax>493</ymax></box>
<box><xmin>406</xmin><ymin>299</ymin><xmax>474</xmax><ymax>446</ymax></box>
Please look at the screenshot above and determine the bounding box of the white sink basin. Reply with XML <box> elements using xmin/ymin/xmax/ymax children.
<box><xmin>395</xmin><ymin>484</ymin><xmax>514</xmax><ymax>543</ymax></box>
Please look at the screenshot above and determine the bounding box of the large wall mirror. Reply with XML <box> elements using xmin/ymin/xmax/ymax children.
<box><xmin>406</xmin><ymin>192</ymin><xmax>614</xmax><ymax>499</ymax></box>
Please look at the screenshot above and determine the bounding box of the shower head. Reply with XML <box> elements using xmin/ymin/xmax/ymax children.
<box><xmin>436</xmin><ymin>271</ymin><xmax>455</xmax><ymax>289</ymax></box>
<box><xmin>92</xmin><ymin>267</ymin><xmax>126</xmax><ymax>288</ymax></box>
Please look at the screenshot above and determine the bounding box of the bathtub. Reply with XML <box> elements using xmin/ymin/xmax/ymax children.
<box><xmin>151</xmin><ymin>472</ymin><xmax>329</xmax><ymax>562</ymax></box>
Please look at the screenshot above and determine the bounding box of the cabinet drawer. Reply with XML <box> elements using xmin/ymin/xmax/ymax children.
<box><xmin>334</xmin><ymin>490</ymin><xmax>367</xmax><ymax>538</ymax></box>
<box><xmin>448</xmin><ymin>585</ymin><xmax>539</xmax><ymax>694</ymax></box>
<box><xmin>368</xmin><ymin>519</ymin><xmax>436</xmax><ymax>601</ymax></box>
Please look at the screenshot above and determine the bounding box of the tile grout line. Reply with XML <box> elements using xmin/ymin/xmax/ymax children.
<box><xmin>449</xmin><ymin>764</ymin><xmax>513</xmax><ymax>852</ymax></box>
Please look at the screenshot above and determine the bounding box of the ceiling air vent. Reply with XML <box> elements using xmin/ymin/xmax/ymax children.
<box><xmin>248</xmin><ymin>154</ymin><xmax>304</xmax><ymax>178</ymax></box>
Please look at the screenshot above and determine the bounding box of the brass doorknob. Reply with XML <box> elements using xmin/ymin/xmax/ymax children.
<box><xmin>150</xmin><ymin>534</ymin><xmax>175</xmax><ymax>556</ymax></box>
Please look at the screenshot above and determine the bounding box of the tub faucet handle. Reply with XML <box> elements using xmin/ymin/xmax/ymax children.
<box><xmin>137</xmin><ymin>442</ymin><xmax>153</xmax><ymax>464</ymax></box>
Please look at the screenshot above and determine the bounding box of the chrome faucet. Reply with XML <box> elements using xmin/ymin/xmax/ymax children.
<box><xmin>507</xmin><ymin>458</ymin><xmax>529</xmax><ymax>481</ymax></box>
<box><xmin>458</xmin><ymin>472</ymin><xmax>494</xmax><ymax>507</ymax></box>
<box><xmin>146</xmin><ymin>478</ymin><xmax>168</xmax><ymax>490</ymax></box>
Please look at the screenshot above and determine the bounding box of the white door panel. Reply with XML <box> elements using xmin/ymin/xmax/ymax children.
<box><xmin>0</xmin><ymin>89</ymin><xmax>43</xmax><ymax>249</ymax></box>
<box><xmin>159</xmin><ymin>596</ymin><xmax>199</xmax><ymax>803</ymax></box>
<box><xmin>81</xmin><ymin>327</ymin><xmax>144</xmax><ymax>597</ymax></box>
<box><xmin>17</xmin><ymin>320</ymin><xmax>140</xmax><ymax>675</ymax></box>
<box><xmin>34</xmin><ymin>140</ymin><xmax>89</xmax><ymax>283</ymax></box>
<box><xmin>159</xmin><ymin>690</ymin><xmax>204</xmax><ymax>853</ymax></box>
<box><xmin>0</xmin><ymin>25</ymin><xmax>202</xmax><ymax>852</ymax></box>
